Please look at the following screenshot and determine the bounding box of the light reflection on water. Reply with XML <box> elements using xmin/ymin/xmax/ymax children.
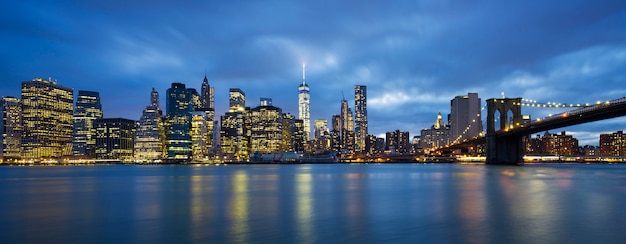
<box><xmin>1</xmin><ymin>164</ymin><xmax>626</xmax><ymax>243</ymax></box>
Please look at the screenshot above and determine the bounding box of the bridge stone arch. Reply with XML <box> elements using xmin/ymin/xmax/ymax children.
<box><xmin>486</xmin><ymin>98</ymin><xmax>523</xmax><ymax>164</ymax></box>
<box><xmin>486</xmin><ymin>98</ymin><xmax>522</xmax><ymax>134</ymax></box>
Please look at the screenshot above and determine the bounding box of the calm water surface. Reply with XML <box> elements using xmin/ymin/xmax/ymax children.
<box><xmin>1</xmin><ymin>163</ymin><xmax>625</xmax><ymax>243</ymax></box>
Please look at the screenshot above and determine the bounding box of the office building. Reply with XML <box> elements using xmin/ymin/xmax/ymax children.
<box><xmin>134</xmin><ymin>88</ymin><xmax>165</xmax><ymax>161</ymax></box>
<box><xmin>386</xmin><ymin>130</ymin><xmax>410</xmax><ymax>154</ymax></box>
<box><xmin>450</xmin><ymin>93</ymin><xmax>483</xmax><ymax>143</ymax></box>
<box><xmin>166</xmin><ymin>83</ymin><xmax>193</xmax><ymax>159</ymax></box>
<box><xmin>354</xmin><ymin>85</ymin><xmax>368</xmax><ymax>153</ymax></box>
<box><xmin>21</xmin><ymin>78</ymin><xmax>74</xmax><ymax>159</ymax></box>
<box><xmin>221</xmin><ymin>88</ymin><xmax>249</xmax><ymax>159</ymax></box>
<box><xmin>72</xmin><ymin>90</ymin><xmax>103</xmax><ymax>157</ymax></box>
<box><xmin>250</xmin><ymin>99</ymin><xmax>283</xmax><ymax>154</ymax></box>
<box><xmin>0</xmin><ymin>97</ymin><xmax>22</xmax><ymax>161</ymax></box>
<box><xmin>94</xmin><ymin>118</ymin><xmax>136</xmax><ymax>160</ymax></box>
<box><xmin>420</xmin><ymin>113</ymin><xmax>450</xmax><ymax>152</ymax></box>
<box><xmin>298</xmin><ymin>64</ymin><xmax>311</xmax><ymax>140</ymax></box>
<box><xmin>281</xmin><ymin>113</ymin><xmax>295</xmax><ymax>152</ymax></box>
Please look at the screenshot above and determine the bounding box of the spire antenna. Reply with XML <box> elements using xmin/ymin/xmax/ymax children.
<box><xmin>302</xmin><ymin>63</ymin><xmax>306</xmax><ymax>85</ymax></box>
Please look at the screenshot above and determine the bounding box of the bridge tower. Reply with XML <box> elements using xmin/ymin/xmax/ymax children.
<box><xmin>486</xmin><ymin>98</ymin><xmax>523</xmax><ymax>164</ymax></box>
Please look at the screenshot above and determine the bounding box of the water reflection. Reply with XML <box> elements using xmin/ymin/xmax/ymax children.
<box><xmin>295</xmin><ymin>173</ymin><xmax>313</xmax><ymax>244</ymax></box>
<box><xmin>229</xmin><ymin>170</ymin><xmax>250</xmax><ymax>243</ymax></box>
<box><xmin>1</xmin><ymin>164</ymin><xmax>626</xmax><ymax>243</ymax></box>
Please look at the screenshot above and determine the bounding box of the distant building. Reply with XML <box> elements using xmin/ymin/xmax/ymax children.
<box><xmin>166</xmin><ymin>83</ymin><xmax>193</xmax><ymax>159</ymax></box>
<box><xmin>340</xmin><ymin>99</ymin><xmax>355</xmax><ymax>153</ymax></box>
<box><xmin>312</xmin><ymin>119</ymin><xmax>331</xmax><ymax>152</ymax></box>
<box><xmin>95</xmin><ymin>118</ymin><xmax>136</xmax><ymax>160</ymax></box>
<box><xmin>543</xmin><ymin>131</ymin><xmax>579</xmax><ymax>156</ymax></box>
<box><xmin>250</xmin><ymin>100</ymin><xmax>283</xmax><ymax>154</ymax></box>
<box><xmin>294</xmin><ymin>119</ymin><xmax>305</xmax><ymax>152</ymax></box>
<box><xmin>21</xmin><ymin>78</ymin><xmax>74</xmax><ymax>159</ymax></box>
<box><xmin>221</xmin><ymin>88</ymin><xmax>249</xmax><ymax>160</ymax></box>
<box><xmin>281</xmin><ymin>113</ymin><xmax>295</xmax><ymax>152</ymax></box>
<box><xmin>600</xmin><ymin>130</ymin><xmax>626</xmax><ymax>156</ymax></box>
<box><xmin>420</xmin><ymin>112</ymin><xmax>450</xmax><ymax>152</ymax></box>
<box><xmin>298</xmin><ymin>64</ymin><xmax>311</xmax><ymax>140</ymax></box>
<box><xmin>134</xmin><ymin>88</ymin><xmax>165</xmax><ymax>161</ymax></box>
<box><xmin>386</xmin><ymin>130</ymin><xmax>410</xmax><ymax>154</ymax></box>
<box><xmin>354</xmin><ymin>85</ymin><xmax>368</xmax><ymax>153</ymax></box>
<box><xmin>0</xmin><ymin>97</ymin><xmax>22</xmax><ymax>161</ymax></box>
<box><xmin>191</xmin><ymin>111</ymin><xmax>209</xmax><ymax>159</ymax></box>
<box><xmin>449</xmin><ymin>93</ymin><xmax>482</xmax><ymax>143</ymax></box>
<box><xmin>314</xmin><ymin>119</ymin><xmax>329</xmax><ymax>139</ymax></box>
<box><xmin>72</xmin><ymin>90</ymin><xmax>103</xmax><ymax>158</ymax></box>
<box><xmin>365</xmin><ymin>134</ymin><xmax>380</xmax><ymax>156</ymax></box>
<box><xmin>198</xmin><ymin>76</ymin><xmax>216</xmax><ymax>156</ymax></box>
<box><xmin>525</xmin><ymin>131</ymin><xmax>579</xmax><ymax>156</ymax></box>
<box><xmin>411</xmin><ymin>136</ymin><xmax>421</xmax><ymax>154</ymax></box>
<box><xmin>582</xmin><ymin>145</ymin><xmax>598</xmax><ymax>156</ymax></box>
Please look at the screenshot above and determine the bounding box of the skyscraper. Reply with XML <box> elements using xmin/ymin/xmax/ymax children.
<box><xmin>221</xmin><ymin>88</ymin><xmax>249</xmax><ymax>159</ymax></box>
<box><xmin>134</xmin><ymin>88</ymin><xmax>165</xmax><ymax>161</ymax></box>
<box><xmin>72</xmin><ymin>90</ymin><xmax>103</xmax><ymax>157</ymax></box>
<box><xmin>340</xmin><ymin>98</ymin><xmax>355</xmax><ymax>153</ymax></box>
<box><xmin>200</xmin><ymin>75</ymin><xmax>215</xmax><ymax>111</ymax></box>
<box><xmin>354</xmin><ymin>85</ymin><xmax>367</xmax><ymax>153</ymax></box>
<box><xmin>450</xmin><ymin>93</ymin><xmax>483</xmax><ymax>143</ymax></box>
<box><xmin>314</xmin><ymin>119</ymin><xmax>329</xmax><ymax>139</ymax></box>
<box><xmin>198</xmin><ymin>76</ymin><xmax>216</xmax><ymax>156</ymax></box>
<box><xmin>0</xmin><ymin>97</ymin><xmax>22</xmax><ymax>161</ymax></box>
<box><xmin>250</xmin><ymin>99</ymin><xmax>283</xmax><ymax>154</ymax></box>
<box><xmin>298</xmin><ymin>64</ymin><xmax>311</xmax><ymax>140</ymax></box>
<box><xmin>166</xmin><ymin>83</ymin><xmax>193</xmax><ymax>159</ymax></box>
<box><xmin>21</xmin><ymin>78</ymin><xmax>74</xmax><ymax>159</ymax></box>
<box><xmin>94</xmin><ymin>118</ymin><xmax>136</xmax><ymax>160</ymax></box>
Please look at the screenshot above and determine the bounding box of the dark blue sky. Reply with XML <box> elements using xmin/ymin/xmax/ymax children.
<box><xmin>1</xmin><ymin>0</ymin><xmax>625</xmax><ymax>145</ymax></box>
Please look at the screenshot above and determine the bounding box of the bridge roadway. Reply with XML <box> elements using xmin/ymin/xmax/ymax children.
<box><xmin>444</xmin><ymin>96</ymin><xmax>626</xmax><ymax>151</ymax></box>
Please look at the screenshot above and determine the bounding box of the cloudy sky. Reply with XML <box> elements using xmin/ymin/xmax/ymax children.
<box><xmin>1</xmin><ymin>0</ymin><xmax>625</xmax><ymax>145</ymax></box>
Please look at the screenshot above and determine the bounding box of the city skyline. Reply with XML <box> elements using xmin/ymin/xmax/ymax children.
<box><xmin>1</xmin><ymin>1</ymin><xmax>625</xmax><ymax>146</ymax></box>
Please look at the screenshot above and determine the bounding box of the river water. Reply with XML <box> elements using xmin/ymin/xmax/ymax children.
<box><xmin>1</xmin><ymin>163</ymin><xmax>625</xmax><ymax>243</ymax></box>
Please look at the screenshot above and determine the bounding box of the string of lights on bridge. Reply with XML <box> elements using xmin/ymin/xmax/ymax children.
<box><xmin>519</xmin><ymin>99</ymin><xmax>612</xmax><ymax>108</ymax></box>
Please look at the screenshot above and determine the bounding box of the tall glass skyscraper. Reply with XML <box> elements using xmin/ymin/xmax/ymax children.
<box><xmin>72</xmin><ymin>90</ymin><xmax>103</xmax><ymax>157</ymax></box>
<box><xmin>21</xmin><ymin>78</ymin><xmax>74</xmax><ymax>159</ymax></box>
<box><xmin>134</xmin><ymin>88</ymin><xmax>165</xmax><ymax>161</ymax></box>
<box><xmin>354</xmin><ymin>85</ymin><xmax>368</xmax><ymax>153</ymax></box>
<box><xmin>298</xmin><ymin>64</ymin><xmax>311</xmax><ymax>140</ymax></box>
<box><xmin>166</xmin><ymin>83</ymin><xmax>193</xmax><ymax>159</ymax></box>
<box><xmin>0</xmin><ymin>97</ymin><xmax>22</xmax><ymax>161</ymax></box>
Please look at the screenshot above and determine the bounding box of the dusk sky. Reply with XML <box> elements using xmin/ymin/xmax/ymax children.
<box><xmin>1</xmin><ymin>0</ymin><xmax>625</xmax><ymax>145</ymax></box>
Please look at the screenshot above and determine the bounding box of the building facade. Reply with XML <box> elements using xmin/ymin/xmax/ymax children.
<box><xmin>449</xmin><ymin>93</ymin><xmax>482</xmax><ymax>143</ymax></box>
<box><xmin>134</xmin><ymin>88</ymin><xmax>165</xmax><ymax>161</ymax></box>
<box><xmin>166</xmin><ymin>83</ymin><xmax>193</xmax><ymax>159</ymax></box>
<box><xmin>386</xmin><ymin>130</ymin><xmax>410</xmax><ymax>155</ymax></box>
<box><xmin>250</xmin><ymin>101</ymin><xmax>283</xmax><ymax>154</ymax></box>
<box><xmin>21</xmin><ymin>78</ymin><xmax>74</xmax><ymax>159</ymax></box>
<box><xmin>221</xmin><ymin>88</ymin><xmax>249</xmax><ymax>160</ymax></box>
<box><xmin>354</xmin><ymin>85</ymin><xmax>368</xmax><ymax>153</ymax></box>
<box><xmin>72</xmin><ymin>90</ymin><xmax>103</xmax><ymax>158</ymax></box>
<box><xmin>420</xmin><ymin>113</ymin><xmax>451</xmax><ymax>152</ymax></box>
<box><xmin>600</xmin><ymin>131</ymin><xmax>626</xmax><ymax>156</ymax></box>
<box><xmin>95</xmin><ymin>118</ymin><xmax>136</xmax><ymax>160</ymax></box>
<box><xmin>298</xmin><ymin>64</ymin><xmax>311</xmax><ymax>140</ymax></box>
<box><xmin>0</xmin><ymin>97</ymin><xmax>22</xmax><ymax>161</ymax></box>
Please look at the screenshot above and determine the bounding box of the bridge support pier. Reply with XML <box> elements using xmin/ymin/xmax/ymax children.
<box><xmin>486</xmin><ymin>135</ymin><xmax>523</xmax><ymax>165</ymax></box>
<box><xmin>486</xmin><ymin>98</ymin><xmax>524</xmax><ymax>165</ymax></box>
